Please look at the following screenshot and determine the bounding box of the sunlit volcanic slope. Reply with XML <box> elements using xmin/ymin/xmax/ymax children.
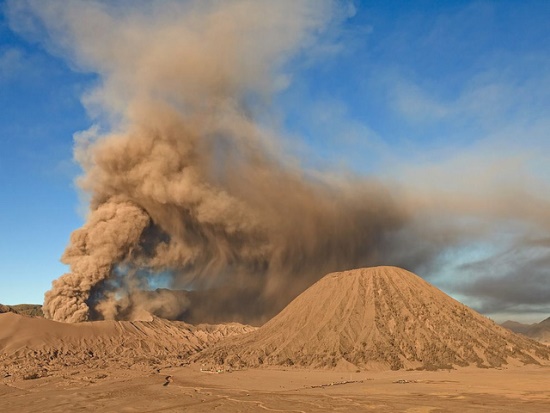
<box><xmin>198</xmin><ymin>266</ymin><xmax>550</xmax><ymax>370</ymax></box>
<box><xmin>0</xmin><ymin>312</ymin><xmax>255</xmax><ymax>379</ymax></box>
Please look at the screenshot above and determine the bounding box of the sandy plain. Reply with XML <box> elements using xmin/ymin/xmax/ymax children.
<box><xmin>2</xmin><ymin>364</ymin><xmax>549</xmax><ymax>412</ymax></box>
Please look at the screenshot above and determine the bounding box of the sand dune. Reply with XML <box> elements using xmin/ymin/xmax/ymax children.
<box><xmin>198</xmin><ymin>266</ymin><xmax>550</xmax><ymax>370</ymax></box>
<box><xmin>0</xmin><ymin>312</ymin><xmax>254</xmax><ymax>380</ymax></box>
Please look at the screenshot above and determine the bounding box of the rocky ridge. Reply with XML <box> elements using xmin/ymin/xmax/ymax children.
<box><xmin>0</xmin><ymin>312</ymin><xmax>255</xmax><ymax>379</ymax></box>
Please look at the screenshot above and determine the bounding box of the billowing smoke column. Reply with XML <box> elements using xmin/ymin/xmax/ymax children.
<box><xmin>42</xmin><ymin>98</ymin><xmax>405</xmax><ymax>323</ymax></box>
<box><xmin>44</xmin><ymin>202</ymin><xmax>150</xmax><ymax>322</ymax></box>
<box><xmin>10</xmin><ymin>0</ymin><xmax>550</xmax><ymax>323</ymax></box>
<box><xmin>14</xmin><ymin>0</ymin><xmax>405</xmax><ymax>323</ymax></box>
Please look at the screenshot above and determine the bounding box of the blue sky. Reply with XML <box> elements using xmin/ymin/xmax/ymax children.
<box><xmin>0</xmin><ymin>2</ymin><xmax>91</xmax><ymax>303</ymax></box>
<box><xmin>1</xmin><ymin>0</ymin><xmax>549</xmax><ymax>323</ymax></box>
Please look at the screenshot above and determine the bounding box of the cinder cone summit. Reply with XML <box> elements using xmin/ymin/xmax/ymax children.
<box><xmin>199</xmin><ymin>266</ymin><xmax>550</xmax><ymax>370</ymax></box>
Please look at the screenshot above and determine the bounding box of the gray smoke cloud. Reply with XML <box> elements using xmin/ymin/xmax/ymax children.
<box><xmin>456</xmin><ymin>238</ymin><xmax>550</xmax><ymax>315</ymax></box>
<box><xmin>7</xmin><ymin>0</ymin><xmax>550</xmax><ymax>324</ymax></box>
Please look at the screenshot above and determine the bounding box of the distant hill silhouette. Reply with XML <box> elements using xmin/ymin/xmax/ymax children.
<box><xmin>0</xmin><ymin>303</ymin><xmax>43</xmax><ymax>317</ymax></box>
<box><xmin>502</xmin><ymin>317</ymin><xmax>550</xmax><ymax>344</ymax></box>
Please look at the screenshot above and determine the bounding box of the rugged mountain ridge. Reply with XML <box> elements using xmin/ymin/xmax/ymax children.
<box><xmin>502</xmin><ymin>317</ymin><xmax>550</xmax><ymax>344</ymax></box>
<box><xmin>0</xmin><ymin>303</ymin><xmax>43</xmax><ymax>317</ymax></box>
<box><xmin>198</xmin><ymin>266</ymin><xmax>550</xmax><ymax>370</ymax></box>
<box><xmin>0</xmin><ymin>312</ymin><xmax>255</xmax><ymax>379</ymax></box>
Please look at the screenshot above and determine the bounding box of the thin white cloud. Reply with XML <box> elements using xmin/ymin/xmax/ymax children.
<box><xmin>389</xmin><ymin>79</ymin><xmax>451</xmax><ymax>122</ymax></box>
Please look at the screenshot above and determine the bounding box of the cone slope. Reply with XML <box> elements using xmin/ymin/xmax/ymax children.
<box><xmin>200</xmin><ymin>266</ymin><xmax>550</xmax><ymax>370</ymax></box>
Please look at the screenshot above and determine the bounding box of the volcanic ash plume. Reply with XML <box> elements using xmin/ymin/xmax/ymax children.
<box><xmin>25</xmin><ymin>0</ymin><xmax>404</xmax><ymax>323</ymax></box>
<box><xmin>43</xmin><ymin>202</ymin><xmax>150</xmax><ymax>322</ymax></box>
<box><xmin>42</xmin><ymin>98</ymin><xmax>405</xmax><ymax>323</ymax></box>
<box><xmin>9</xmin><ymin>0</ymin><xmax>550</xmax><ymax>324</ymax></box>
